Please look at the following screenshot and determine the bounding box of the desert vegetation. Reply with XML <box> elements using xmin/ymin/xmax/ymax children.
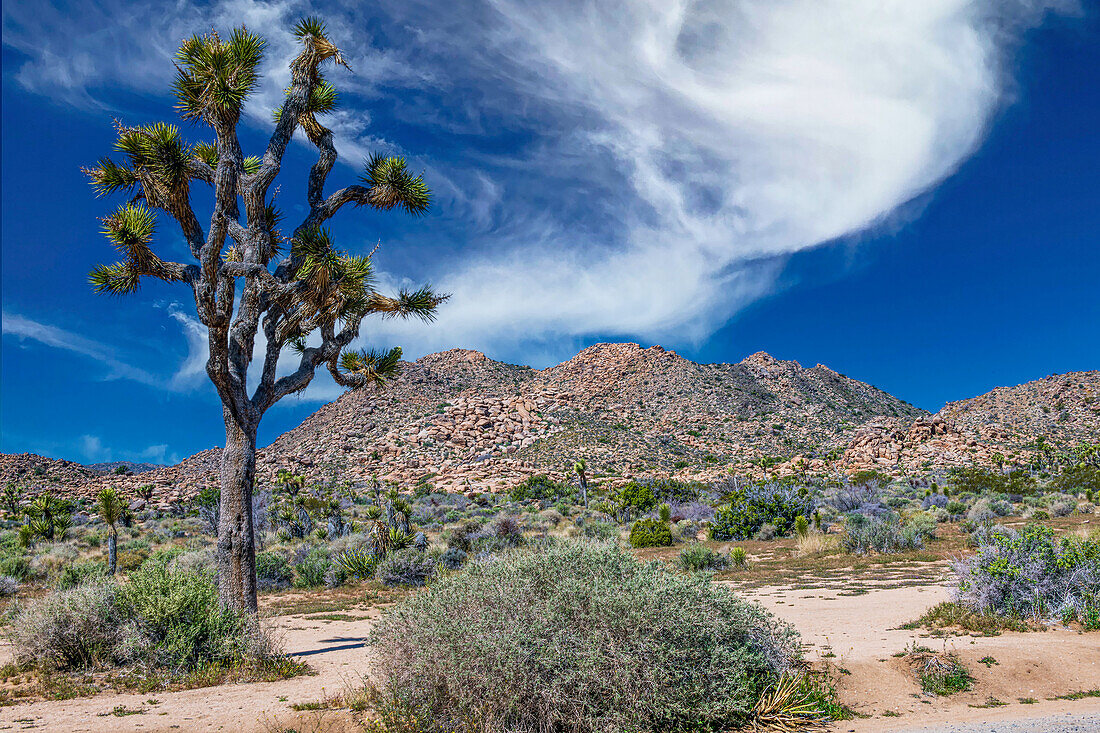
<box><xmin>1</xmin><ymin>445</ymin><xmax>1097</xmax><ymax>723</ymax></box>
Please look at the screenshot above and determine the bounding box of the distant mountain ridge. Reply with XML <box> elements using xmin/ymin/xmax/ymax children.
<box><xmin>86</xmin><ymin>461</ymin><xmax>165</xmax><ymax>476</ymax></box>
<box><xmin>2</xmin><ymin>344</ymin><xmax>1096</xmax><ymax>502</ymax></box>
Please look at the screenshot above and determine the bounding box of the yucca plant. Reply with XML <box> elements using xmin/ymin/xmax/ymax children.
<box><xmin>96</xmin><ymin>487</ymin><xmax>126</xmax><ymax>575</ymax></box>
<box><xmin>388</xmin><ymin>527</ymin><xmax>414</xmax><ymax>552</ymax></box>
<box><xmin>336</xmin><ymin>546</ymin><xmax>378</xmax><ymax>580</ymax></box>
<box><xmin>84</xmin><ymin>17</ymin><xmax>446</xmax><ymax>613</ymax></box>
<box><xmin>24</xmin><ymin>492</ymin><xmax>72</xmax><ymax>543</ymax></box>
<box><xmin>752</xmin><ymin>672</ymin><xmax>830</xmax><ymax>731</ymax></box>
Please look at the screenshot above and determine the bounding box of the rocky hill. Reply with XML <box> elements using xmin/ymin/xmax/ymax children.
<box><xmin>3</xmin><ymin>345</ymin><xmax>1096</xmax><ymax>503</ymax></box>
<box><xmin>839</xmin><ymin>371</ymin><xmax>1100</xmax><ymax>475</ymax></box>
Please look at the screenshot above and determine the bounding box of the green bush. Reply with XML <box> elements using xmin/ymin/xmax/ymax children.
<box><xmin>678</xmin><ymin>543</ymin><xmax>730</xmax><ymax>572</ymax></box>
<box><xmin>53</xmin><ymin>561</ymin><xmax>108</xmax><ymax>591</ymax></box>
<box><xmin>369</xmin><ymin>541</ymin><xmax>799</xmax><ymax>732</ymax></box>
<box><xmin>629</xmin><ymin>518</ymin><xmax>673</xmax><ymax>548</ymax></box>
<box><xmin>120</xmin><ymin>558</ymin><xmax>255</xmax><ymax>669</ymax></box>
<box><xmin>949</xmin><ymin>467</ymin><xmax>1036</xmax><ymax>496</ymax></box>
<box><xmin>293</xmin><ymin>546</ymin><xmax>331</xmax><ymax>588</ymax></box>
<box><xmin>618</xmin><ymin>481</ymin><xmax>657</xmax><ymax>513</ymax></box>
<box><xmin>510</xmin><ymin>475</ymin><xmax>574</xmax><ymax>502</ymax></box>
<box><xmin>255</xmin><ymin>551</ymin><xmax>293</xmax><ymax>590</ymax></box>
<box><xmin>710</xmin><ymin>483</ymin><xmax>812</xmax><ymax>540</ymax></box>
<box><xmin>376</xmin><ymin>549</ymin><xmax>435</xmax><ymax>588</ymax></box>
<box><xmin>945</xmin><ymin>501</ymin><xmax>967</xmax><ymax>518</ymax></box>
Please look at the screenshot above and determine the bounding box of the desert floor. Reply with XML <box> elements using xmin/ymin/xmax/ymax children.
<box><xmin>1</xmin><ymin>561</ymin><xmax>1098</xmax><ymax>732</ymax></box>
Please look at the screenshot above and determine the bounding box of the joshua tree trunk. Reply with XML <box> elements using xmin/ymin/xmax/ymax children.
<box><xmin>107</xmin><ymin>529</ymin><xmax>118</xmax><ymax>575</ymax></box>
<box><xmin>216</xmin><ymin>413</ymin><xmax>259</xmax><ymax>614</ymax></box>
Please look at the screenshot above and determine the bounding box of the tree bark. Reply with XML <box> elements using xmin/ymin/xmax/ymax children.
<box><xmin>107</xmin><ymin>529</ymin><xmax>117</xmax><ymax>575</ymax></box>
<box><xmin>216</xmin><ymin>412</ymin><xmax>259</xmax><ymax>614</ymax></box>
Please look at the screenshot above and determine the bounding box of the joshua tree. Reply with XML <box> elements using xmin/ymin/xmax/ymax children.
<box><xmin>96</xmin><ymin>487</ymin><xmax>125</xmax><ymax>575</ymax></box>
<box><xmin>573</xmin><ymin>459</ymin><xmax>589</xmax><ymax>508</ymax></box>
<box><xmin>84</xmin><ymin>18</ymin><xmax>444</xmax><ymax>612</ymax></box>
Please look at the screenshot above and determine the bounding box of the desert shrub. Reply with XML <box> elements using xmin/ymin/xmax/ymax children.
<box><xmin>30</xmin><ymin>543</ymin><xmax>79</xmax><ymax>579</ymax></box>
<box><xmin>949</xmin><ymin>467</ymin><xmax>1036</xmax><ymax>496</ymax></box>
<box><xmin>634</xmin><ymin>477</ymin><xmax>703</xmax><ymax>505</ymax></box>
<box><xmin>369</xmin><ymin>541</ymin><xmax>799</xmax><ymax>732</ymax></box>
<box><xmin>442</xmin><ymin>520</ymin><xmax>483</xmax><ymax>552</ymax></box>
<box><xmin>905</xmin><ymin>512</ymin><xmax>939</xmax><ymax>540</ymax></box>
<box><xmin>117</xmin><ymin>548</ymin><xmax>150</xmax><ymax>572</ymax></box>
<box><xmin>667</xmin><ymin>500</ymin><xmax>715</xmax><ymax>522</ymax></box>
<box><xmin>1050</xmin><ymin>501</ymin><xmax>1074</xmax><ymax>517</ymax></box>
<box><xmin>922</xmin><ymin>493</ymin><xmax>949</xmax><ymax>510</ymax></box>
<box><xmin>954</xmin><ymin>524</ymin><xmax>1100</xmax><ymax>626</ymax></box>
<box><xmin>10</xmin><ymin>581</ymin><xmax>130</xmax><ymax>669</ymax></box>
<box><xmin>255</xmin><ymin>551</ymin><xmax>294</xmax><ymax>590</ymax></box>
<box><xmin>120</xmin><ymin>558</ymin><xmax>256</xmax><ymax>669</ymax></box>
<box><xmin>168</xmin><ymin>548</ymin><xmax>214</xmax><ymax>574</ymax></box>
<box><xmin>1049</xmin><ymin>465</ymin><xmax>1100</xmax><ymax>496</ymax></box>
<box><xmin>0</xmin><ymin>575</ymin><xmax>17</xmax><ymax>597</ymax></box>
<box><xmin>510</xmin><ymin>475</ymin><xmax>574</xmax><ymax>503</ymax></box>
<box><xmin>844</xmin><ymin>518</ymin><xmax>923</xmax><ymax>555</ymax></box>
<box><xmin>574</xmin><ymin>513</ymin><xmax>619</xmax><ymax>541</ymax></box>
<box><xmin>754</xmin><ymin>523</ymin><xmax>777</xmax><ymax>541</ymax></box>
<box><xmin>827</xmin><ymin>482</ymin><xmax>890</xmax><ymax>517</ymax></box>
<box><xmin>678</xmin><ymin>543</ymin><xmax>730</xmax><ymax>572</ymax></box>
<box><xmin>729</xmin><ymin>546</ymin><xmax>748</xmax><ymax>567</ymax></box>
<box><xmin>966</xmin><ymin>499</ymin><xmax>997</xmax><ymax>525</ymax></box>
<box><xmin>629</xmin><ymin>517</ymin><xmax>673</xmax><ymax>548</ymax></box>
<box><xmin>486</xmin><ymin>515</ymin><xmax>525</xmax><ymax>548</ymax></box>
<box><xmin>293</xmin><ymin>546</ymin><xmax>331</xmax><ymax>588</ymax></box>
<box><xmin>709</xmin><ymin>482</ymin><xmax>812</xmax><ymax>540</ymax></box>
<box><xmin>377</xmin><ymin>549</ymin><xmax>435</xmax><ymax>588</ymax></box>
<box><xmin>439</xmin><ymin>546</ymin><xmax>467</xmax><ymax>570</ymax></box>
<box><xmin>53</xmin><ymin>561</ymin><xmax>108</xmax><ymax>591</ymax></box>
<box><xmin>12</xmin><ymin>563</ymin><xmax>280</xmax><ymax>673</ymax></box>
<box><xmin>617</xmin><ymin>481</ymin><xmax>657</xmax><ymax>514</ymax></box>
<box><xmin>0</xmin><ymin>552</ymin><xmax>31</xmax><ymax>580</ymax></box>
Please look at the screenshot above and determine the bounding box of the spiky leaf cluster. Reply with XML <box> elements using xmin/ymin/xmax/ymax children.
<box><xmin>290</xmin><ymin>228</ymin><xmax>378</xmax><ymax>325</ymax></box>
<box><xmin>89</xmin><ymin>203</ymin><xmax>181</xmax><ymax>295</ymax></box>
<box><xmin>338</xmin><ymin>346</ymin><xmax>404</xmax><ymax>386</ymax></box>
<box><xmin>85</xmin><ymin>123</ymin><xmax>200</xmax><ymax>214</ymax></box>
<box><xmin>173</xmin><ymin>28</ymin><xmax>266</xmax><ymax>125</ymax></box>
<box><xmin>362</xmin><ymin>154</ymin><xmax>431</xmax><ymax>215</ymax></box>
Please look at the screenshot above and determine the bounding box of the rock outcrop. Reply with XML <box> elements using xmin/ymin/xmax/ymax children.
<box><xmin>4</xmin><ymin>345</ymin><xmax>1096</xmax><ymax>501</ymax></box>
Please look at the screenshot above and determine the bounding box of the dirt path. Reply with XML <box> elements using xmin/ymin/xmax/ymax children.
<box><xmin>2</xmin><ymin>579</ymin><xmax>1098</xmax><ymax>732</ymax></box>
<box><xmin>0</xmin><ymin>607</ymin><xmax>383</xmax><ymax>732</ymax></box>
<box><xmin>738</xmin><ymin>582</ymin><xmax>1100</xmax><ymax>732</ymax></box>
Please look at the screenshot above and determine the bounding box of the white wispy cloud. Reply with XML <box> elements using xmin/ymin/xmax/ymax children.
<box><xmin>2</xmin><ymin>311</ymin><xmax>161</xmax><ymax>386</ymax></box>
<box><xmin>78</xmin><ymin>434</ymin><xmax>179</xmax><ymax>464</ymax></box>
<box><xmin>2</xmin><ymin>0</ymin><xmax>1081</xmax><ymax>378</ymax></box>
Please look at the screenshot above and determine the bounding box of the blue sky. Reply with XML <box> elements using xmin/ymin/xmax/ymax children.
<box><xmin>2</xmin><ymin>1</ymin><xmax>1097</xmax><ymax>465</ymax></box>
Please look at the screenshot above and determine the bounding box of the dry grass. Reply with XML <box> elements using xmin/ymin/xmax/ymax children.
<box><xmin>795</xmin><ymin>532</ymin><xmax>836</xmax><ymax>557</ymax></box>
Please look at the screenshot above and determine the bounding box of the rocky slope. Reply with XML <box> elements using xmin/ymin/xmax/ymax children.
<box><xmin>3</xmin><ymin>345</ymin><xmax>1096</xmax><ymax>502</ymax></box>
<box><xmin>839</xmin><ymin>371</ymin><xmax>1100</xmax><ymax>474</ymax></box>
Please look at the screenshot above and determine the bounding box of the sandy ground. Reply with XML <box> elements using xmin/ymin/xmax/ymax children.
<box><xmin>1</xmin><ymin>577</ymin><xmax>1098</xmax><ymax>732</ymax></box>
<box><xmin>0</xmin><ymin>605</ymin><xmax>383</xmax><ymax>732</ymax></box>
<box><xmin>738</xmin><ymin>582</ymin><xmax>1100</xmax><ymax>732</ymax></box>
